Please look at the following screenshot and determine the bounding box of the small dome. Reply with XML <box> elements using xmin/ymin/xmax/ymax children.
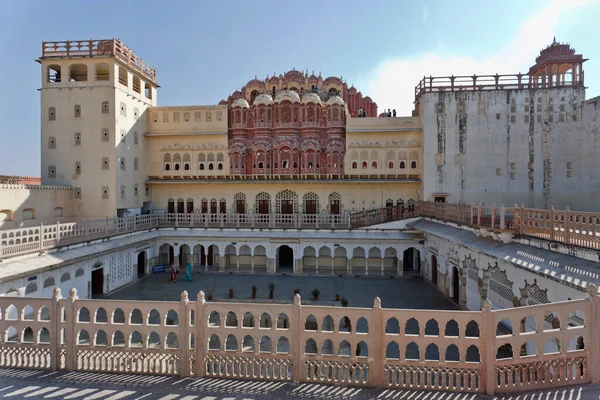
<box><xmin>254</xmin><ymin>93</ymin><xmax>273</xmax><ymax>106</ymax></box>
<box><xmin>326</xmin><ymin>95</ymin><xmax>346</xmax><ymax>106</ymax></box>
<box><xmin>246</xmin><ymin>78</ymin><xmax>265</xmax><ymax>88</ymax></box>
<box><xmin>232</xmin><ymin>98</ymin><xmax>250</xmax><ymax>108</ymax></box>
<box><xmin>274</xmin><ymin>90</ymin><xmax>301</xmax><ymax>104</ymax></box>
<box><xmin>323</xmin><ymin>76</ymin><xmax>343</xmax><ymax>85</ymax></box>
<box><xmin>301</xmin><ymin>93</ymin><xmax>322</xmax><ymax>105</ymax></box>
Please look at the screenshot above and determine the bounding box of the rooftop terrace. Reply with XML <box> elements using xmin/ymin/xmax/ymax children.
<box><xmin>40</xmin><ymin>39</ymin><xmax>156</xmax><ymax>83</ymax></box>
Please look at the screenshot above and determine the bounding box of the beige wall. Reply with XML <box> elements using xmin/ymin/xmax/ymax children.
<box><xmin>345</xmin><ymin>117</ymin><xmax>422</xmax><ymax>178</ymax></box>
<box><xmin>146</xmin><ymin>133</ymin><xmax>229</xmax><ymax>178</ymax></box>
<box><xmin>149</xmin><ymin>181</ymin><xmax>420</xmax><ymax>213</ymax></box>
<box><xmin>40</xmin><ymin>57</ymin><xmax>156</xmax><ymax>218</ymax></box>
<box><xmin>0</xmin><ymin>185</ymin><xmax>74</xmax><ymax>229</ymax></box>
<box><xmin>147</xmin><ymin>105</ymin><xmax>228</xmax><ymax>134</ymax></box>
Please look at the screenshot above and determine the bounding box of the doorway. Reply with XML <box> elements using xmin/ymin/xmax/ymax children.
<box><xmin>403</xmin><ymin>248</ymin><xmax>421</xmax><ymax>273</ymax></box>
<box><xmin>278</xmin><ymin>245</ymin><xmax>294</xmax><ymax>273</ymax></box>
<box><xmin>431</xmin><ymin>255</ymin><xmax>438</xmax><ymax>285</ymax></box>
<box><xmin>91</xmin><ymin>268</ymin><xmax>104</xmax><ymax>298</ymax></box>
<box><xmin>452</xmin><ymin>266</ymin><xmax>460</xmax><ymax>303</ymax></box>
<box><xmin>137</xmin><ymin>251</ymin><xmax>146</xmax><ymax>278</ymax></box>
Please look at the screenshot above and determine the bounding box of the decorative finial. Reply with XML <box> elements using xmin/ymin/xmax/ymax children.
<box><xmin>69</xmin><ymin>287</ymin><xmax>78</xmax><ymax>299</ymax></box>
<box><xmin>198</xmin><ymin>290</ymin><xmax>205</xmax><ymax>304</ymax></box>
<box><xmin>181</xmin><ymin>290</ymin><xmax>189</xmax><ymax>302</ymax></box>
<box><xmin>294</xmin><ymin>293</ymin><xmax>301</xmax><ymax>305</ymax></box>
<box><xmin>374</xmin><ymin>297</ymin><xmax>381</xmax><ymax>309</ymax></box>
<box><xmin>52</xmin><ymin>287</ymin><xmax>62</xmax><ymax>299</ymax></box>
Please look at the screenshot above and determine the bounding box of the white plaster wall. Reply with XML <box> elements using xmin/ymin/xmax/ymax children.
<box><xmin>420</xmin><ymin>88</ymin><xmax>600</xmax><ymax>210</ymax></box>
<box><xmin>0</xmin><ymin>245</ymin><xmax>156</xmax><ymax>299</ymax></box>
<box><xmin>422</xmin><ymin>233</ymin><xmax>584</xmax><ymax>313</ymax></box>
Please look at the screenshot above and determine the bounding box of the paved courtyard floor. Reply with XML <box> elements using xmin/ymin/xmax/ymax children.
<box><xmin>104</xmin><ymin>272</ymin><xmax>458</xmax><ymax>310</ymax></box>
<box><xmin>0</xmin><ymin>368</ymin><xmax>595</xmax><ymax>400</ymax></box>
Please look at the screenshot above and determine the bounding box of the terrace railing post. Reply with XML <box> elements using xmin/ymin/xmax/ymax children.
<box><xmin>565</xmin><ymin>207</ymin><xmax>571</xmax><ymax>245</ymax></box>
<box><xmin>513</xmin><ymin>204</ymin><xmax>520</xmax><ymax>234</ymax></box>
<box><xmin>482</xmin><ymin>300</ymin><xmax>495</xmax><ymax>395</ymax></box>
<box><xmin>175</xmin><ymin>213</ymin><xmax>179</xmax><ymax>227</ymax></box>
<box><xmin>86</xmin><ymin>219</ymin><xmax>89</xmax><ymax>238</ymax></box>
<box><xmin>39</xmin><ymin>223</ymin><xmax>44</xmax><ymax>252</ymax></box>
<box><xmin>291</xmin><ymin>294</ymin><xmax>303</xmax><ymax>383</ymax></box>
<box><xmin>178</xmin><ymin>291</ymin><xmax>190</xmax><ymax>377</ymax></box>
<box><xmin>195</xmin><ymin>291</ymin><xmax>206</xmax><ymax>377</ymax></box>
<box><xmin>66</xmin><ymin>288</ymin><xmax>78</xmax><ymax>371</ymax></box>
<box><xmin>56</xmin><ymin>221</ymin><xmax>60</xmax><ymax>245</ymax></box>
<box><xmin>50</xmin><ymin>287</ymin><xmax>62</xmax><ymax>371</ymax></box>
<box><xmin>586</xmin><ymin>284</ymin><xmax>600</xmax><ymax>383</ymax></box>
<box><xmin>500</xmin><ymin>204</ymin><xmax>505</xmax><ymax>230</ymax></box>
<box><xmin>372</xmin><ymin>297</ymin><xmax>385</xmax><ymax>387</ymax></box>
<box><xmin>477</xmin><ymin>205</ymin><xmax>482</xmax><ymax>226</ymax></box>
<box><xmin>550</xmin><ymin>207</ymin><xmax>556</xmax><ymax>241</ymax></box>
<box><xmin>105</xmin><ymin>217</ymin><xmax>109</xmax><ymax>236</ymax></box>
<box><xmin>520</xmin><ymin>204</ymin><xmax>525</xmax><ymax>235</ymax></box>
<box><xmin>491</xmin><ymin>204</ymin><xmax>496</xmax><ymax>228</ymax></box>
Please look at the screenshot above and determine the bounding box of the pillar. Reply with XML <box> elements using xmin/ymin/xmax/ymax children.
<box><xmin>251</xmin><ymin>256</ymin><xmax>255</xmax><ymax>273</ymax></box>
<box><xmin>50</xmin><ymin>287</ymin><xmax>62</xmax><ymax>371</ymax></box>
<box><xmin>331</xmin><ymin>256</ymin><xmax>334</xmax><ymax>275</ymax></box>
<box><xmin>291</xmin><ymin>294</ymin><xmax>302</xmax><ymax>383</ymax></box>
<box><xmin>380</xmin><ymin>257</ymin><xmax>384</xmax><ymax>276</ymax></box>
<box><xmin>66</xmin><ymin>288</ymin><xmax>78</xmax><ymax>371</ymax></box>
<box><xmin>178</xmin><ymin>291</ymin><xmax>190</xmax><ymax>377</ymax></box>
<box><xmin>460</xmin><ymin>273</ymin><xmax>467</xmax><ymax>309</ymax></box>
<box><xmin>236</xmin><ymin>251</ymin><xmax>240</xmax><ymax>272</ymax></box>
<box><xmin>346</xmin><ymin>258</ymin><xmax>352</xmax><ymax>275</ymax></box>
<box><xmin>195</xmin><ymin>291</ymin><xmax>206</xmax><ymax>377</ymax></box>
<box><xmin>316</xmin><ymin>255</ymin><xmax>319</xmax><ymax>275</ymax></box>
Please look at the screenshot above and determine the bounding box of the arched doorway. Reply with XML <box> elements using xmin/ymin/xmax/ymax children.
<box><xmin>431</xmin><ymin>255</ymin><xmax>438</xmax><ymax>285</ymax></box>
<box><xmin>403</xmin><ymin>248</ymin><xmax>421</xmax><ymax>273</ymax></box>
<box><xmin>91</xmin><ymin>268</ymin><xmax>104</xmax><ymax>298</ymax></box>
<box><xmin>137</xmin><ymin>251</ymin><xmax>146</xmax><ymax>278</ymax></box>
<box><xmin>159</xmin><ymin>244</ymin><xmax>174</xmax><ymax>266</ymax></box>
<box><xmin>278</xmin><ymin>245</ymin><xmax>294</xmax><ymax>273</ymax></box>
<box><xmin>452</xmin><ymin>266</ymin><xmax>460</xmax><ymax>303</ymax></box>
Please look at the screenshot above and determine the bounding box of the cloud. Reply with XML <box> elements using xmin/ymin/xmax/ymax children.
<box><xmin>363</xmin><ymin>0</ymin><xmax>597</xmax><ymax>116</ymax></box>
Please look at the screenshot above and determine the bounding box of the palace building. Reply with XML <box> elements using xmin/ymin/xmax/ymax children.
<box><xmin>0</xmin><ymin>37</ymin><xmax>599</xmax><ymax>395</ymax></box>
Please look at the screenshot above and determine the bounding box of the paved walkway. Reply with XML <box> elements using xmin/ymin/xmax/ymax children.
<box><xmin>104</xmin><ymin>272</ymin><xmax>458</xmax><ymax>310</ymax></box>
<box><xmin>0</xmin><ymin>368</ymin><xmax>596</xmax><ymax>400</ymax></box>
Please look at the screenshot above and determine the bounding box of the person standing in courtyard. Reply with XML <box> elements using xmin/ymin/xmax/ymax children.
<box><xmin>169</xmin><ymin>264</ymin><xmax>177</xmax><ymax>282</ymax></box>
<box><xmin>184</xmin><ymin>262</ymin><xmax>193</xmax><ymax>282</ymax></box>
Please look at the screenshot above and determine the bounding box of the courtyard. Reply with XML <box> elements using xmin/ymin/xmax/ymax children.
<box><xmin>104</xmin><ymin>271</ymin><xmax>458</xmax><ymax>310</ymax></box>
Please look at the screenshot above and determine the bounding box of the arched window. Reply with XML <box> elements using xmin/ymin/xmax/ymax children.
<box><xmin>48</xmin><ymin>65</ymin><xmax>61</xmax><ymax>83</ymax></box>
<box><xmin>163</xmin><ymin>153</ymin><xmax>171</xmax><ymax>171</ymax></box>
<box><xmin>388</xmin><ymin>161</ymin><xmax>394</xmax><ymax>169</ymax></box>
<box><xmin>352</xmin><ymin>162</ymin><xmax>357</xmax><ymax>169</ymax></box>
<box><xmin>411</xmin><ymin>161</ymin><xmax>417</xmax><ymax>169</ymax></box>
<box><xmin>372</xmin><ymin>161</ymin><xmax>378</xmax><ymax>169</ymax></box>
<box><xmin>361</xmin><ymin>161</ymin><xmax>367</xmax><ymax>169</ymax></box>
<box><xmin>69</xmin><ymin>64</ymin><xmax>88</xmax><ymax>82</ymax></box>
<box><xmin>399</xmin><ymin>161</ymin><xmax>406</xmax><ymax>169</ymax></box>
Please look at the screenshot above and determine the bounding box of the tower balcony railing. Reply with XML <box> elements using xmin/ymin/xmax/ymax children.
<box><xmin>301</xmin><ymin>121</ymin><xmax>321</xmax><ymax>128</ymax></box>
<box><xmin>231</xmin><ymin>122</ymin><xmax>246</xmax><ymax>129</ymax></box>
<box><xmin>41</xmin><ymin>38</ymin><xmax>157</xmax><ymax>82</ymax></box>
<box><xmin>327</xmin><ymin>120</ymin><xmax>345</xmax><ymax>127</ymax></box>
<box><xmin>0</xmin><ymin>202</ymin><xmax>598</xmax><ymax>262</ymax></box>
<box><xmin>414</xmin><ymin>73</ymin><xmax>583</xmax><ymax>101</ymax></box>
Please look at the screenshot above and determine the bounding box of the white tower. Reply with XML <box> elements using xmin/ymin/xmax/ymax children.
<box><xmin>38</xmin><ymin>39</ymin><xmax>158</xmax><ymax>218</ymax></box>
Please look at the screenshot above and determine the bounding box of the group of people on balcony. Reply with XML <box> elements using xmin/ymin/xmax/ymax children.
<box><xmin>385</xmin><ymin>109</ymin><xmax>397</xmax><ymax>117</ymax></box>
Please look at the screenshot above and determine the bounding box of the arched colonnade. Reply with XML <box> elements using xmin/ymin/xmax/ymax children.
<box><xmin>157</xmin><ymin>241</ymin><xmax>423</xmax><ymax>276</ymax></box>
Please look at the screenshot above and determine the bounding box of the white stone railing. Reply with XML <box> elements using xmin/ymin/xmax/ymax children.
<box><xmin>0</xmin><ymin>213</ymin><xmax>351</xmax><ymax>261</ymax></box>
<box><xmin>0</xmin><ymin>184</ymin><xmax>72</xmax><ymax>190</ymax></box>
<box><xmin>0</xmin><ymin>287</ymin><xmax>596</xmax><ymax>394</ymax></box>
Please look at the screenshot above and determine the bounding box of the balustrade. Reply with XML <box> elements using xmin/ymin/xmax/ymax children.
<box><xmin>0</xmin><ymin>202</ymin><xmax>598</xmax><ymax>262</ymax></box>
<box><xmin>0</xmin><ymin>288</ymin><xmax>597</xmax><ymax>394</ymax></box>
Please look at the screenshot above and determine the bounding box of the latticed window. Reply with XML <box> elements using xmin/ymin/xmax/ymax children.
<box><xmin>255</xmin><ymin>192</ymin><xmax>271</xmax><ymax>214</ymax></box>
<box><xmin>234</xmin><ymin>192</ymin><xmax>247</xmax><ymax>214</ymax></box>
<box><xmin>303</xmin><ymin>192</ymin><xmax>319</xmax><ymax>214</ymax></box>
<box><xmin>275</xmin><ymin>189</ymin><xmax>298</xmax><ymax>214</ymax></box>
<box><xmin>488</xmin><ymin>264</ymin><xmax>514</xmax><ymax>306</ymax></box>
<box><xmin>328</xmin><ymin>192</ymin><xmax>342</xmax><ymax>214</ymax></box>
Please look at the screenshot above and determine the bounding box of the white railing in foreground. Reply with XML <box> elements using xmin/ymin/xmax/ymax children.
<box><xmin>0</xmin><ymin>286</ymin><xmax>597</xmax><ymax>394</ymax></box>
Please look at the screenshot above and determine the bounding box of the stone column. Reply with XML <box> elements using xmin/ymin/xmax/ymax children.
<box><xmin>178</xmin><ymin>291</ymin><xmax>190</xmax><ymax>377</ymax></box>
<box><xmin>195</xmin><ymin>291</ymin><xmax>206</xmax><ymax>377</ymax></box>
<box><xmin>380</xmin><ymin>258</ymin><xmax>384</xmax><ymax>276</ymax></box>
<box><xmin>236</xmin><ymin>252</ymin><xmax>240</xmax><ymax>272</ymax></box>
<box><xmin>315</xmin><ymin>256</ymin><xmax>319</xmax><ymax>275</ymax></box>
<box><xmin>291</xmin><ymin>294</ymin><xmax>302</xmax><ymax>383</ymax></box>
<box><xmin>460</xmin><ymin>272</ymin><xmax>467</xmax><ymax>309</ymax></box>
<box><xmin>331</xmin><ymin>256</ymin><xmax>334</xmax><ymax>275</ymax></box>
<box><xmin>50</xmin><ymin>287</ymin><xmax>62</xmax><ymax>371</ymax></box>
<box><xmin>346</xmin><ymin>258</ymin><xmax>352</xmax><ymax>275</ymax></box>
<box><xmin>66</xmin><ymin>288</ymin><xmax>78</xmax><ymax>371</ymax></box>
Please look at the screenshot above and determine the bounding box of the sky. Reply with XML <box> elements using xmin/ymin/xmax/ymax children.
<box><xmin>0</xmin><ymin>0</ymin><xmax>599</xmax><ymax>176</ymax></box>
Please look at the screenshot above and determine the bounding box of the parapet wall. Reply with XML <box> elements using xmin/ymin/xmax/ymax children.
<box><xmin>0</xmin><ymin>185</ymin><xmax>74</xmax><ymax>229</ymax></box>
